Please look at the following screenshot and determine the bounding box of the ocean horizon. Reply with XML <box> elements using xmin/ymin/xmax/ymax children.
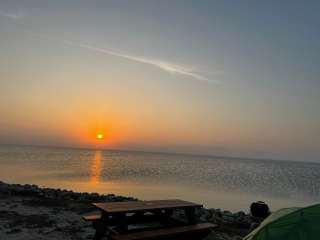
<box><xmin>1</xmin><ymin>144</ymin><xmax>319</xmax><ymax>212</ymax></box>
<box><xmin>2</xmin><ymin>143</ymin><xmax>317</xmax><ymax>164</ymax></box>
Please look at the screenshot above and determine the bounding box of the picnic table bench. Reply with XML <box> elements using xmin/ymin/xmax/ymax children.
<box><xmin>110</xmin><ymin>223</ymin><xmax>215</xmax><ymax>240</ymax></box>
<box><xmin>83</xmin><ymin>199</ymin><xmax>216</xmax><ymax>240</ymax></box>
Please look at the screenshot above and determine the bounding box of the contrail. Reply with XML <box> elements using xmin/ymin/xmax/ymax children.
<box><xmin>63</xmin><ymin>41</ymin><xmax>214</xmax><ymax>82</ymax></box>
<box><xmin>0</xmin><ymin>11</ymin><xmax>220</xmax><ymax>83</ymax></box>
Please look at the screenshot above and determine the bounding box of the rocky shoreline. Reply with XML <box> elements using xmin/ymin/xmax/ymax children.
<box><xmin>0</xmin><ymin>181</ymin><xmax>262</xmax><ymax>240</ymax></box>
<box><xmin>0</xmin><ymin>181</ymin><xmax>137</xmax><ymax>203</ymax></box>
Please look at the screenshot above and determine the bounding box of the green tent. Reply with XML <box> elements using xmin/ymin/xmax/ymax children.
<box><xmin>243</xmin><ymin>204</ymin><xmax>320</xmax><ymax>240</ymax></box>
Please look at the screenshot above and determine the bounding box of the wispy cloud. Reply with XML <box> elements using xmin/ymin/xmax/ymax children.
<box><xmin>64</xmin><ymin>41</ymin><xmax>216</xmax><ymax>82</ymax></box>
<box><xmin>0</xmin><ymin>11</ymin><xmax>24</xmax><ymax>20</ymax></box>
<box><xmin>0</xmin><ymin>11</ymin><xmax>220</xmax><ymax>83</ymax></box>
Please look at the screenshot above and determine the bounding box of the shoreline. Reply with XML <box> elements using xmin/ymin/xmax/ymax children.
<box><xmin>0</xmin><ymin>181</ymin><xmax>261</xmax><ymax>240</ymax></box>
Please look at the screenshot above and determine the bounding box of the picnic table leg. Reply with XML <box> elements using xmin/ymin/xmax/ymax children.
<box><xmin>161</xmin><ymin>209</ymin><xmax>173</xmax><ymax>225</ymax></box>
<box><xmin>93</xmin><ymin>233</ymin><xmax>101</xmax><ymax>240</ymax></box>
<box><xmin>185</xmin><ymin>208</ymin><xmax>197</xmax><ymax>224</ymax></box>
<box><xmin>153</xmin><ymin>209</ymin><xmax>171</xmax><ymax>225</ymax></box>
<box><xmin>92</xmin><ymin>221</ymin><xmax>106</xmax><ymax>240</ymax></box>
<box><xmin>92</xmin><ymin>212</ymin><xmax>109</xmax><ymax>240</ymax></box>
<box><xmin>163</xmin><ymin>209</ymin><xmax>173</xmax><ymax>218</ymax></box>
<box><xmin>116</xmin><ymin>213</ymin><xmax>128</xmax><ymax>233</ymax></box>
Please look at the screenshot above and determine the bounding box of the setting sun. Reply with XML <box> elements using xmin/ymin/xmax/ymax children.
<box><xmin>96</xmin><ymin>133</ymin><xmax>104</xmax><ymax>140</ymax></box>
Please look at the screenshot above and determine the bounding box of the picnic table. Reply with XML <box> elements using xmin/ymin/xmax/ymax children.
<box><xmin>84</xmin><ymin>199</ymin><xmax>216</xmax><ymax>240</ymax></box>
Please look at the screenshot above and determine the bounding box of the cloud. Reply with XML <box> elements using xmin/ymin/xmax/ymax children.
<box><xmin>0</xmin><ymin>11</ymin><xmax>24</xmax><ymax>20</ymax></box>
<box><xmin>66</xmin><ymin>42</ymin><xmax>218</xmax><ymax>82</ymax></box>
<box><xmin>0</xmin><ymin>11</ymin><xmax>220</xmax><ymax>83</ymax></box>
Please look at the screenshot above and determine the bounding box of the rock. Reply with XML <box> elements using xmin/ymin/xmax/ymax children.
<box><xmin>223</xmin><ymin>210</ymin><xmax>232</xmax><ymax>215</ymax></box>
<box><xmin>6</xmin><ymin>228</ymin><xmax>22</xmax><ymax>234</ymax></box>
<box><xmin>86</xmin><ymin>234</ymin><xmax>94</xmax><ymax>239</ymax></box>
<box><xmin>205</xmin><ymin>231</ymin><xmax>237</xmax><ymax>240</ymax></box>
<box><xmin>198</xmin><ymin>209</ymin><xmax>211</xmax><ymax>222</ymax></box>
<box><xmin>232</xmin><ymin>236</ymin><xmax>242</xmax><ymax>240</ymax></box>
<box><xmin>222</xmin><ymin>215</ymin><xmax>234</xmax><ymax>223</ymax></box>
<box><xmin>250</xmin><ymin>222</ymin><xmax>260</xmax><ymax>230</ymax></box>
<box><xmin>234</xmin><ymin>211</ymin><xmax>246</xmax><ymax>218</ymax></box>
<box><xmin>0</xmin><ymin>181</ymin><xmax>136</xmax><ymax>203</ymax></box>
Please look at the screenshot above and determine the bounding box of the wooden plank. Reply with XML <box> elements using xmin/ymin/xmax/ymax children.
<box><xmin>110</xmin><ymin>223</ymin><xmax>216</xmax><ymax>240</ymax></box>
<box><xmin>82</xmin><ymin>214</ymin><xmax>101</xmax><ymax>222</ymax></box>
<box><xmin>93</xmin><ymin>200</ymin><xmax>202</xmax><ymax>214</ymax></box>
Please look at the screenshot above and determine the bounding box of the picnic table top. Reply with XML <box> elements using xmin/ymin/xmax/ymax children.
<box><xmin>93</xmin><ymin>199</ymin><xmax>202</xmax><ymax>214</ymax></box>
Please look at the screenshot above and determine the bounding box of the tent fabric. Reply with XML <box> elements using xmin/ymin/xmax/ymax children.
<box><xmin>243</xmin><ymin>204</ymin><xmax>320</xmax><ymax>240</ymax></box>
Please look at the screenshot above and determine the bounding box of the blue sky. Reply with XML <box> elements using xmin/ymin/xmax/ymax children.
<box><xmin>0</xmin><ymin>0</ymin><xmax>319</xmax><ymax>161</ymax></box>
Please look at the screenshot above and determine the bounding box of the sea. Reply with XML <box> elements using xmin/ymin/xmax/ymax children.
<box><xmin>0</xmin><ymin>144</ymin><xmax>319</xmax><ymax>212</ymax></box>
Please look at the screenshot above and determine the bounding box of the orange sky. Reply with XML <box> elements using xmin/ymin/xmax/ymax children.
<box><xmin>0</xmin><ymin>1</ymin><xmax>319</xmax><ymax>161</ymax></box>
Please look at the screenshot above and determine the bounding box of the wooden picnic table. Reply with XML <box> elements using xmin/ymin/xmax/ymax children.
<box><xmin>93</xmin><ymin>199</ymin><xmax>202</xmax><ymax>214</ymax></box>
<box><xmin>87</xmin><ymin>199</ymin><xmax>214</xmax><ymax>240</ymax></box>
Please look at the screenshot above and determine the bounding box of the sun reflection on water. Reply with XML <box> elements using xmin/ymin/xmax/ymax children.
<box><xmin>90</xmin><ymin>151</ymin><xmax>102</xmax><ymax>186</ymax></box>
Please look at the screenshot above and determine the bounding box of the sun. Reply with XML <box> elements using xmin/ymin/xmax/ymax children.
<box><xmin>96</xmin><ymin>133</ymin><xmax>104</xmax><ymax>140</ymax></box>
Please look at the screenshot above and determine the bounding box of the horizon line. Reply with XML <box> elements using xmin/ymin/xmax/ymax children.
<box><xmin>0</xmin><ymin>142</ymin><xmax>314</xmax><ymax>165</ymax></box>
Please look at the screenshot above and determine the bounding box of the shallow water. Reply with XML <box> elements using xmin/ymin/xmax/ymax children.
<box><xmin>0</xmin><ymin>144</ymin><xmax>319</xmax><ymax>211</ymax></box>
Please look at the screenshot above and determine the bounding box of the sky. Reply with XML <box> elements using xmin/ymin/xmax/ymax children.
<box><xmin>0</xmin><ymin>0</ymin><xmax>319</xmax><ymax>162</ymax></box>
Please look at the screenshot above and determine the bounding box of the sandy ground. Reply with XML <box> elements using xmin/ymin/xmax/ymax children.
<box><xmin>0</xmin><ymin>181</ymin><xmax>245</xmax><ymax>240</ymax></box>
<box><xmin>0</xmin><ymin>193</ymin><xmax>96</xmax><ymax>240</ymax></box>
<box><xmin>0</xmin><ymin>194</ymin><xmax>243</xmax><ymax>240</ymax></box>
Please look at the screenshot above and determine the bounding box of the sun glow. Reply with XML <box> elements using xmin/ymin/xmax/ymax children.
<box><xmin>96</xmin><ymin>133</ymin><xmax>104</xmax><ymax>140</ymax></box>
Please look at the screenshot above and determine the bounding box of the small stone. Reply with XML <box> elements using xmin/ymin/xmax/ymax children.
<box><xmin>6</xmin><ymin>228</ymin><xmax>22</xmax><ymax>234</ymax></box>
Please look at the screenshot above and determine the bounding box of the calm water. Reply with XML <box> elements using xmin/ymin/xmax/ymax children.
<box><xmin>0</xmin><ymin>144</ymin><xmax>319</xmax><ymax>212</ymax></box>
